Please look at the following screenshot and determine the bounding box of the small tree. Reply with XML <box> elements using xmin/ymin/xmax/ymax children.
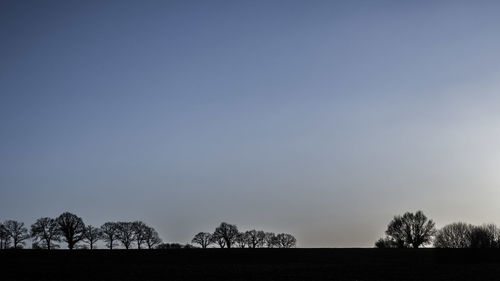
<box><xmin>101</xmin><ymin>222</ymin><xmax>119</xmax><ymax>249</ymax></box>
<box><xmin>56</xmin><ymin>212</ymin><xmax>86</xmax><ymax>250</ymax></box>
<box><xmin>4</xmin><ymin>220</ymin><xmax>29</xmax><ymax>249</ymax></box>
<box><xmin>382</xmin><ymin>210</ymin><xmax>436</xmax><ymax>248</ymax></box>
<box><xmin>375</xmin><ymin>237</ymin><xmax>398</xmax><ymax>248</ymax></box>
<box><xmin>470</xmin><ymin>224</ymin><xmax>500</xmax><ymax>248</ymax></box>
<box><xmin>191</xmin><ymin>232</ymin><xmax>213</xmax><ymax>248</ymax></box>
<box><xmin>83</xmin><ymin>225</ymin><xmax>102</xmax><ymax>250</ymax></box>
<box><xmin>213</xmin><ymin>222</ymin><xmax>238</xmax><ymax>248</ymax></box>
<box><xmin>117</xmin><ymin>222</ymin><xmax>135</xmax><ymax>249</ymax></box>
<box><xmin>434</xmin><ymin>222</ymin><xmax>473</xmax><ymax>248</ymax></box>
<box><xmin>276</xmin><ymin>233</ymin><xmax>296</xmax><ymax>248</ymax></box>
<box><xmin>144</xmin><ymin>226</ymin><xmax>162</xmax><ymax>249</ymax></box>
<box><xmin>30</xmin><ymin>217</ymin><xmax>61</xmax><ymax>250</ymax></box>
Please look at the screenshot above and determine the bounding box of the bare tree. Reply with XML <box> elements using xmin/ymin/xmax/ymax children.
<box><xmin>83</xmin><ymin>225</ymin><xmax>102</xmax><ymax>250</ymax></box>
<box><xmin>276</xmin><ymin>233</ymin><xmax>296</xmax><ymax>248</ymax></box>
<box><xmin>132</xmin><ymin>221</ymin><xmax>147</xmax><ymax>249</ymax></box>
<box><xmin>434</xmin><ymin>222</ymin><xmax>473</xmax><ymax>248</ymax></box>
<box><xmin>56</xmin><ymin>212</ymin><xmax>86</xmax><ymax>250</ymax></box>
<box><xmin>470</xmin><ymin>224</ymin><xmax>500</xmax><ymax>248</ymax></box>
<box><xmin>100</xmin><ymin>222</ymin><xmax>119</xmax><ymax>249</ymax></box>
<box><xmin>213</xmin><ymin>222</ymin><xmax>238</xmax><ymax>248</ymax></box>
<box><xmin>4</xmin><ymin>220</ymin><xmax>29</xmax><ymax>249</ymax></box>
<box><xmin>381</xmin><ymin>210</ymin><xmax>436</xmax><ymax>248</ymax></box>
<box><xmin>235</xmin><ymin>232</ymin><xmax>250</xmax><ymax>248</ymax></box>
<box><xmin>264</xmin><ymin>232</ymin><xmax>278</xmax><ymax>248</ymax></box>
<box><xmin>144</xmin><ymin>226</ymin><xmax>162</xmax><ymax>249</ymax></box>
<box><xmin>191</xmin><ymin>232</ymin><xmax>213</xmax><ymax>248</ymax></box>
<box><xmin>0</xmin><ymin>222</ymin><xmax>11</xmax><ymax>249</ymax></box>
<box><xmin>30</xmin><ymin>217</ymin><xmax>61</xmax><ymax>250</ymax></box>
<box><xmin>211</xmin><ymin>233</ymin><xmax>226</xmax><ymax>248</ymax></box>
<box><xmin>117</xmin><ymin>222</ymin><xmax>135</xmax><ymax>249</ymax></box>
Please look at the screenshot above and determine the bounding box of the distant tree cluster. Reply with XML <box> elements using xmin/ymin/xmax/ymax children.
<box><xmin>1</xmin><ymin>212</ymin><xmax>162</xmax><ymax>250</ymax></box>
<box><xmin>192</xmin><ymin>222</ymin><xmax>297</xmax><ymax>248</ymax></box>
<box><xmin>375</xmin><ymin>211</ymin><xmax>500</xmax><ymax>249</ymax></box>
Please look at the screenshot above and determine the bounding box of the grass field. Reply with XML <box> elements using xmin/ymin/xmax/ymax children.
<box><xmin>2</xmin><ymin>248</ymin><xmax>500</xmax><ymax>281</ymax></box>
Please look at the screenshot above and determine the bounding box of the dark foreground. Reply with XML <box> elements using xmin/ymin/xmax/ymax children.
<box><xmin>2</xmin><ymin>248</ymin><xmax>500</xmax><ymax>281</ymax></box>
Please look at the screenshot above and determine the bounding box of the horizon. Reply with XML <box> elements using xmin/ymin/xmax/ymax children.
<box><xmin>2</xmin><ymin>0</ymin><xmax>500</xmax><ymax>248</ymax></box>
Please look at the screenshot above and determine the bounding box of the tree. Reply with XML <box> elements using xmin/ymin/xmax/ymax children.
<box><xmin>117</xmin><ymin>222</ymin><xmax>135</xmax><ymax>249</ymax></box>
<box><xmin>276</xmin><ymin>233</ymin><xmax>296</xmax><ymax>248</ymax></box>
<box><xmin>470</xmin><ymin>224</ymin><xmax>500</xmax><ymax>248</ymax></box>
<box><xmin>83</xmin><ymin>225</ymin><xmax>102</xmax><ymax>250</ymax></box>
<box><xmin>30</xmin><ymin>217</ymin><xmax>61</xmax><ymax>250</ymax></box>
<box><xmin>132</xmin><ymin>221</ymin><xmax>147</xmax><ymax>249</ymax></box>
<box><xmin>143</xmin><ymin>226</ymin><xmax>162</xmax><ymax>249</ymax></box>
<box><xmin>235</xmin><ymin>232</ymin><xmax>249</xmax><ymax>248</ymax></box>
<box><xmin>264</xmin><ymin>232</ymin><xmax>278</xmax><ymax>248</ymax></box>
<box><xmin>434</xmin><ymin>222</ymin><xmax>473</xmax><ymax>248</ymax></box>
<box><xmin>213</xmin><ymin>222</ymin><xmax>238</xmax><ymax>248</ymax></box>
<box><xmin>101</xmin><ymin>222</ymin><xmax>119</xmax><ymax>249</ymax></box>
<box><xmin>191</xmin><ymin>232</ymin><xmax>213</xmax><ymax>248</ymax></box>
<box><xmin>245</xmin><ymin>230</ymin><xmax>264</xmax><ymax>248</ymax></box>
<box><xmin>375</xmin><ymin>237</ymin><xmax>398</xmax><ymax>248</ymax></box>
<box><xmin>211</xmin><ymin>233</ymin><xmax>226</xmax><ymax>248</ymax></box>
<box><xmin>56</xmin><ymin>212</ymin><xmax>86</xmax><ymax>250</ymax></box>
<box><xmin>4</xmin><ymin>220</ymin><xmax>29</xmax><ymax>249</ymax></box>
<box><xmin>383</xmin><ymin>210</ymin><xmax>436</xmax><ymax>248</ymax></box>
<box><xmin>0</xmin><ymin>222</ymin><xmax>11</xmax><ymax>249</ymax></box>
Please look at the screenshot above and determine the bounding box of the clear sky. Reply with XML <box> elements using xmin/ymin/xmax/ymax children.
<box><xmin>1</xmin><ymin>0</ymin><xmax>500</xmax><ymax>247</ymax></box>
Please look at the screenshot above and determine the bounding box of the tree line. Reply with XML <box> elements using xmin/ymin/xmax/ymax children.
<box><xmin>0</xmin><ymin>212</ymin><xmax>162</xmax><ymax>250</ymax></box>
<box><xmin>191</xmin><ymin>222</ymin><xmax>297</xmax><ymax>248</ymax></box>
<box><xmin>375</xmin><ymin>210</ymin><xmax>500</xmax><ymax>248</ymax></box>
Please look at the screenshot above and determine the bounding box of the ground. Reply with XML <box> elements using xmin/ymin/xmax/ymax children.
<box><xmin>2</xmin><ymin>248</ymin><xmax>500</xmax><ymax>280</ymax></box>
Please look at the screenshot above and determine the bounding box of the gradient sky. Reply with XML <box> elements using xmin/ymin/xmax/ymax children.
<box><xmin>2</xmin><ymin>0</ymin><xmax>500</xmax><ymax>247</ymax></box>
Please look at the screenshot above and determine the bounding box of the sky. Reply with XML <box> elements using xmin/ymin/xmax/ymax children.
<box><xmin>1</xmin><ymin>0</ymin><xmax>500</xmax><ymax>247</ymax></box>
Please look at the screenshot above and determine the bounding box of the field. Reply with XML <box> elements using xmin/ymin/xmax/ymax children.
<box><xmin>2</xmin><ymin>248</ymin><xmax>500</xmax><ymax>281</ymax></box>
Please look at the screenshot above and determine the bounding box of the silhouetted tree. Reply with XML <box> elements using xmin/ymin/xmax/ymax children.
<box><xmin>375</xmin><ymin>237</ymin><xmax>398</xmax><ymax>248</ymax></box>
<box><xmin>213</xmin><ymin>222</ymin><xmax>238</xmax><ymax>248</ymax></box>
<box><xmin>0</xmin><ymin>222</ymin><xmax>11</xmax><ymax>249</ymax></box>
<box><xmin>157</xmin><ymin>243</ymin><xmax>182</xmax><ymax>249</ymax></box>
<box><xmin>470</xmin><ymin>224</ymin><xmax>500</xmax><ymax>248</ymax></box>
<box><xmin>211</xmin><ymin>233</ymin><xmax>226</xmax><ymax>248</ymax></box>
<box><xmin>117</xmin><ymin>222</ymin><xmax>135</xmax><ymax>249</ymax></box>
<box><xmin>143</xmin><ymin>226</ymin><xmax>162</xmax><ymax>249</ymax></box>
<box><xmin>264</xmin><ymin>232</ymin><xmax>278</xmax><ymax>248</ymax></box>
<box><xmin>30</xmin><ymin>217</ymin><xmax>61</xmax><ymax>250</ymax></box>
<box><xmin>100</xmin><ymin>222</ymin><xmax>119</xmax><ymax>249</ymax></box>
<box><xmin>56</xmin><ymin>212</ymin><xmax>86</xmax><ymax>250</ymax></box>
<box><xmin>132</xmin><ymin>221</ymin><xmax>148</xmax><ymax>249</ymax></box>
<box><xmin>191</xmin><ymin>232</ymin><xmax>213</xmax><ymax>248</ymax></box>
<box><xmin>83</xmin><ymin>225</ymin><xmax>102</xmax><ymax>250</ymax></box>
<box><xmin>4</xmin><ymin>220</ymin><xmax>29</xmax><ymax>249</ymax></box>
<box><xmin>245</xmin><ymin>230</ymin><xmax>263</xmax><ymax>248</ymax></box>
<box><xmin>383</xmin><ymin>210</ymin><xmax>436</xmax><ymax>248</ymax></box>
<box><xmin>276</xmin><ymin>233</ymin><xmax>296</xmax><ymax>248</ymax></box>
<box><xmin>434</xmin><ymin>222</ymin><xmax>473</xmax><ymax>248</ymax></box>
<box><xmin>235</xmin><ymin>232</ymin><xmax>249</xmax><ymax>248</ymax></box>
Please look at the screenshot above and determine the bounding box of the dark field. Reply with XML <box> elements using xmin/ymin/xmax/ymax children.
<box><xmin>2</xmin><ymin>249</ymin><xmax>500</xmax><ymax>281</ymax></box>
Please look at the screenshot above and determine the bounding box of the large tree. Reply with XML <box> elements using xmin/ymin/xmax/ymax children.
<box><xmin>264</xmin><ymin>232</ymin><xmax>278</xmax><ymax>248</ymax></box>
<box><xmin>143</xmin><ymin>226</ymin><xmax>162</xmax><ymax>249</ymax></box>
<box><xmin>30</xmin><ymin>217</ymin><xmax>61</xmax><ymax>250</ymax></box>
<box><xmin>83</xmin><ymin>225</ymin><xmax>102</xmax><ymax>250</ymax></box>
<box><xmin>276</xmin><ymin>233</ymin><xmax>296</xmax><ymax>248</ymax></box>
<box><xmin>213</xmin><ymin>222</ymin><xmax>238</xmax><ymax>248</ymax></box>
<box><xmin>117</xmin><ymin>222</ymin><xmax>135</xmax><ymax>249</ymax></box>
<box><xmin>191</xmin><ymin>232</ymin><xmax>212</xmax><ymax>248</ymax></box>
<box><xmin>56</xmin><ymin>212</ymin><xmax>86</xmax><ymax>250</ymax></box>
<box><xmin>132</xmin><ymin>221</ymin><xmax>148</xmax><ymax>249</ymax></box>
<box><xmin>100</xmin><ymin>222</ymin><xmax>119</xmax><ymax>249</ymax></box>
<box><xmin>4</xmin><ymin>220</ymin><xmax>29</xmax><ymax>249</ymax></box>
<box><xmin>0</xmin><ymin>222</ymin><xmax>10</xmax><ymax>249</ymax></box>
<box><xmin>235</xmin><ymin>232</ymin><xmax>249</xmax><ymax>248</ymax></box>
<box><xmin>434</xmin><ymin>222</ymin><xmax>473</xmax><ymax>248</ymax></box>
<box><xmin>382</xmin><ymin>210</ymin><xmax>436</xmax><ymax>248</ymax></box>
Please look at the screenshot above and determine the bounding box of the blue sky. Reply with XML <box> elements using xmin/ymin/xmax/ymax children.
<box><xmin>1</xmin><ymin>0</ymin><xmax>500</xmax><ymax>247</ymax></box>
